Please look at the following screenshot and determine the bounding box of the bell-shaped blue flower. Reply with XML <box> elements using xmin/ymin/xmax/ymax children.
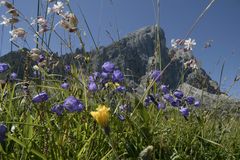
<box><xmin>157</xmin><ymin>102</ymin><xmax>166</xmax><ymax>110</ymax></box>
<box><xmin>101</xmin><ymin>72</ymin><xmax>109</xmax><ymax>79</ymax></box>
<box><xmin>102</xmin><ymin>61</ymin><xmax>115</xmax><ymax>73</ymax></box>
<box><xmin>163</xmin><ymin>94</ymin><xmax>174</xmax><ymax>103</ymax></box>
<box><xmin>118</xmin><ymin>114</ymin><xmax>125</xmax><ymax>121</ymax></box>
<box><xmin>51</xmin><ymin>104</ymin><xmax>64</xmax><ymax>116</ymax></box>
<box><xmin>194</xmin><ymin>100</ymin><xmax>201</xmax><ymax>107</ymax></box>
<box><xmin>112</xmin><ymin>70</ymin><xmax>124</xmax><ymax>82</ymax></box>
<box><xmin>89</xmin><ymin>76</ymin><xmax>94</xmax><ymax>82</ymax></box>
<box><xmin>63</xmin><ymin>96</ymin><xmax>84</xmax><ymax>112</ymax></box>
<box><xmin>173</xmin><ymin>90</ymin><xmax>184</xmax><ymax>99</ymax></box>
<box><xmin>186</xmin><ymin>96</ymin><xmax>195</xmax><ymax>105</ymax></box>
<box><xmin>0</xmin><ymin>124</ymin><xmax>7</xmax><ymax>142</ymax></box>
<box><xmin>144</xmin><ymin>96</ymin><xmax>152</xmax><ymax>107</ymax></box>
<box><xmin>150</xmin><ymin>70</ymin><xmax>161</xmax><ymax>82</ymax></box>
<box><xmin>160</xmin><ymin>85</ymin><xmax>169</xmax><ymax>94</ymax></box>
<box><xmin>39</xmin><ymin>54</ymin><xmax>45</xmax><ymax>62</ymax></box>
<box><xmin>88</xmin><ymin>82</ymin><xmax>97</xmax><ymax>92</ymax></box>
<box><xmin>171</xmin><ymin>99</ymin><xmax>180</xmax><ymax>107</ymax></box>
<box><xmin>116</xmin><ymin>86</ymin><xmax>126</xmax><ymax>92</ymax></box>
<box><xmin>65</xmin><ymin>65</ymin><xmax>71</xmax><ymax>72</ymax></box>
<box><xmin>10</xmin><ymin>72</ymin><xmax>17</xmax><ymax>81</ymax></box>
<box><xmin>0</xmin><ymin>63</ymin><xmax>10</xmax><ymax>73</ymax></box>
<box><xmin>93</xmin><ymin>72</ymin><xmax>100</xmax><ymax>80</ymax></box>
<box><xmin>61</xmin><ymin>82</ymin><xmax>70</xmax><ymax>89</ymax></box>
<box><xmin>180</xmin><ymin>107</ymin><xmax>189</xmax><ymax>117</ymax></box>
<box><xmin>32</xmin><ymin>92</ymin><xmax>48</xmax><ymax>103</ymax></box>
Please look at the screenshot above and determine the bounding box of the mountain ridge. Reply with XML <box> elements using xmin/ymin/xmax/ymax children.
<box><xmin>0</xmin><ymin>25</ymin><xmax>220</xmax><ymax>95</ymax></box>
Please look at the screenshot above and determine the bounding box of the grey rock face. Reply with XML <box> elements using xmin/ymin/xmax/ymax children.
<box><xmin>166</xmin><ymin>48</ymin><xmax>220</xmax><ymax>94</ymax></box>
<box><xmin>91</xmin><ymin>25</ymin><xmax>220</xmax><ymax>94</ymax></box>
<box><xmin>185</xmin><ymin>68</ymin><xmax>220</xmax><ymax>94</ymax></box>
<box><xmin>179</xmin><ymin>83</ymin><xmax>240</xmax><ymax>109</ymax></box>
<box><xmin>91</xmin><ymin>26</ymin><xmax>169</xmax><ymax>84</ymax></box>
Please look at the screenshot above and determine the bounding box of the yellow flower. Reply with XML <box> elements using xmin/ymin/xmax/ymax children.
<box><xmin>91</xmin><ymin>105</ymin><xmax>110</xmax><ymax>128</ymax></box>
<box><xmin>114</xmin><ymin>82</ymin><xmax>120</xmax><ymax>88</ymax></box>
<box><xmin>105</xmin><ymin>82</ymin><xmax>120</xmax><ymax>89</ymax></box>
<box><xmin>105</xmin><ymin>82</ymin><xmax>113</xmax><ymax>88</ymax></box>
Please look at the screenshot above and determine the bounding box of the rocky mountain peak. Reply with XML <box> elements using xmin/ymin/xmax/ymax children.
<box><xmin>91</xmin><ymin>25</ymin><xmax>220</xmax><ymax>94</ymax></box>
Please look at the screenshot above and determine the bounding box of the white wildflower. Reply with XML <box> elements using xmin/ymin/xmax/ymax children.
<box><xmin>11</xmin><ymin>125</ymin><xmax>16</xmax><ymax>133</ymax></box>
<box><xmin>0</xmin><ymin>1</ymin><xmax>14</xmax><ymax>9</ymax></box>
<box><xmin>171</xmin><ymin>39</ymin><xmax>185</xmax><ymax>49</ymax></box>
<box><xmin>37</xmin><ymin>17</ymin><xmax>48</xmax><ymax>27</ymax></box>
<box><xmin>171</xmin><ymin>39</ymin><xmax>178</xmax><ymax>49</ymax></box>
<box><xmin>49</xmin><ymin>1</ymin><xmax>64</xmax><ymax>14</ymax></box>
<box><xmin>33</xmin><ymin>65</ymin><xmax>39</xmax><ymax>71</ymax></box>
<box><xmin>33</xmin><ymin>17</ymin><xmax>49</xmax><ymax>36</ymax></box>
<box><xmin>184</xmin><ymin>59</ymin><xmax>199</xmax><ymax>70</ymax></box>
<box><xmin>31</xmin><ymin>17</ymin><xmax>48</xmax><ymax>27</ymax></box>
<box><xmin>9</xmin><ymin>28</ymin><xmax>26</xmax><ymax>41</ymax></box>
<box><xmin>184</xmin><ymin>38</ymin><xmax>196</xmax><ymax>51</ymax></box>
<box><xmin>0</xmin><ymin>15</ymin><xmax>19</xmax><ymax>25</ymax></box>
<box><xmin>0</xmin><ymin>15</ymin><xmax>10</xmax><ymax>25</ymax></box>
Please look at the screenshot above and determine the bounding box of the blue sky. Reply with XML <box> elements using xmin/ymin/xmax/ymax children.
<box><xmin>0</xmin><ymin>0</ymin><xmax>240</xmax><ymax>97</ymax></box>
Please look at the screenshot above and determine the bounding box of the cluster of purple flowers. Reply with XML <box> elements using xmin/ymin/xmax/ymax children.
<box><xmin>31</xmin><ymin>88</ymin><xmax>84</xmax><ymax>116</ymax></box>
<box><xmin>88</xmin><ymin>61</ymin><xmax>125</xmax><ymax>92</ymax></box>
<box><xmin>145</xmin><ymin>82</ymin><xmax>201</xmax><ymax>119</ymax></box>
<box><xmin>144</xmin><ymin>94</ymin><xmax>166</xmax><ymax>110</ymax></box>
<box><xmin>164</xmin><ymin>86</ymin><xmax>200</xmax><ymax>117</ymax></box>
<box><xmin>51</xmin><ymin>96</ymin><xmax>85</xmax><ymax>116</ymax></box>
<box><xmin>0</xmin><ymin>63</ymin><xmax>17</xmax><ymax>83</ymax></box>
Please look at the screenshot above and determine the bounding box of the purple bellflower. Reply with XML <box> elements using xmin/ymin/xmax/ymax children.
<box><xmin>51</xmin><ymin>104</ymin><xmax>64</xmax><ymax>116</ymax></box>
<box><xmin>150</xmin><ymin>70</ymin><xmax>161</xmax><ymax>82</ymax></box>
<box><xmin>102</xmin><ymin>61</ymin><xmax>115</xmax><ymax>73</ymax></box>
<box><xmin>0</xmin><ymin>63</ymin><xmax>10</xmax><ymax>73</ymax></box>
<box><xmin>112</xmin><ymin>70</ymin><xmax>124</xmax><ymax>82</ymax></box>
<box><xmin>0</xmin><ymin>124</ymin><xmax>7</xmax><ymax>142</ymax></box>
<box><xmin>32</xmin><ymin>92</ymin><xmax>48</xmax><ymax>103</ymax></box>
<box><xmin>63</xmin><ymin>96</ymin><xmax>84</xmax><ymax>112</ymax></box>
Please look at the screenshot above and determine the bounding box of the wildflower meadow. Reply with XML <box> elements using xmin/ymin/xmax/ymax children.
<box><xmin>0</xmin><ymin>0</ymin><xmax>240</xmax><ymax>159</ymax></box>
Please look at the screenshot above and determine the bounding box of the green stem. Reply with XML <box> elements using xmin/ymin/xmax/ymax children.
<box><xmin>107</xmin><ymin>135</ymin><xmax>119</xmax><ymax>160</ymax></box>
<box><xmin>36</xmin><ymin>0</ymin><xmax>40</xmax><ymax>48</ymax></box>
